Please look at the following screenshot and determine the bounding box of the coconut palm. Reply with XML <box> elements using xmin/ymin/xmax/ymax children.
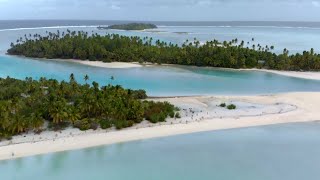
<box><xmin>84</xmin><ymin>74</ymin><xmax>89</xmax><ymax>84</ymax></box>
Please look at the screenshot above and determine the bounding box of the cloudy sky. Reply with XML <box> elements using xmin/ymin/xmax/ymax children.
<box><xmin>0</xmin><ymin>0</ymin><xmax>320</xmax><ymax>21</ymax></box>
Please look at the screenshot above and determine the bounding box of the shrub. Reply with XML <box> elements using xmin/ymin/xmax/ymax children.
<box><xmin>114</xmin><ymin>120</ymin><xmax>125</xmax><ymax>130</ymax></box>
<box><xmin>127</xmin><ymin>120</ymin><xmax>135</xmax><ymax>127</ymax></box>
<box><xmin>114</xmin><ymin>120</ymin><xmax>135</xmax><ymax>130</ymax></box>
<box><xmin>169</xmin><ymin>111</ymin><xmax>175</xmax><ymax>118</ymax></box>
<box><xmin>144</xmin><ymin>101</ymin><xmax>175</xmax><ymax>123</ymax></box>
<box><xmin>48</xmin><ymin>121</ymin><xmax>69</xmax><ymax>131</ymax></box>
<box><xmin>90</xmin><ymin>121</ymin><xmax>99</xmax><ymax>130</ymax></box>
<box><xmin>100</xmin><ymin>119</ymin><xmax>112</xmax><ymax>129</ymax></box>
<box><xmin>74</xmin><ymin>119</ymin><xmax>91</xmax><ymax>131</ymax></box>
<box><xmin>219</xmin><ymin>103</ymin><xmax>226</xmax><ymax>107</ymax></box>
<box><xmin>138</xmin><ymin>59</ymin><xmax>144</xmax><ymax>64</ymax></box>
<box><xmin>158</xmin><ymin>112</ymin><xmax>167</xmax><ymax>122</ymax></box>
<box><xmin>227</xmin><ymin>104</ymin><xmax>237</xmax><ymax>110</ymax></box>
<box><xmin>175</xmin><ymin>112</ymin><xmax>181</xmax><ymax>118</ymax></box>
<box><xmin>149</xmin><ymin>114</ymin><xmax>160</xmax><ymax>123</ymax></box>
<box><xmin>131</xmin><ymin>89</ymin><xmax>147</xmax><ymax>99</ymax></box>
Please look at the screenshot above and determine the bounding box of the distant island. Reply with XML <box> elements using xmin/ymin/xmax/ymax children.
<box><xmin>7</xmin><ymin>30</ymin><xmax>320</xmax><ymax>71</ymax></box>
<box><xmin>98</xmin><ymin>23</ymin><xmax>157</xmax><ymax>31</ymax></box>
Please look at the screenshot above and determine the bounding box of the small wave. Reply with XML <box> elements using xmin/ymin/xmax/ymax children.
<box><xmin>0</xmin><ymin>25</ymin><xmax>101</xmax><ymax>32</ymax></box>
<box><xmin>157</xmin><ymin>25</ymin><xmax>320</xmax><ymax>30</ymax></box>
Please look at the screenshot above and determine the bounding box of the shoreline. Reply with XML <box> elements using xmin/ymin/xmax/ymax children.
<box><xmin>75</xmin><ymin>60</ymin><xmax>144</xmax><ymax>68</ymax></box>
<box><xmin>1</xmin><ymin>92</ymin><xmax>319</xmax><ymax>161</ymax></box>
<box><xmin>4</xmin><ymin>54</ymin><xmax>320</xmax><ymax>80</ymax></box>
<box><xmin>35</xmin><ymin>58</ymin><xmax>320</xmax><ymax>81</ymax></box>
<box><xmin>35</xmin><ymin>57</ymin><xmax>145</xmax><ymax>69</ymax></box>
<box><xmin>239</xmin><ymin>68</ymin><xmax>320</xmax><ymax>81</ymax></box>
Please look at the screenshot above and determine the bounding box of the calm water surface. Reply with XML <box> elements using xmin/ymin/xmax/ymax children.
<box><xmin>1</xmin><ymin>122</ymin><xmax>320</xmax><ymax>180</ymax></box>
<box><xmin>1</xmin><ymin>21</ymin><xmax>320</xmax><ymax>96</ymax></box>
<box><xmin>1</xmin><ymin>21</ymin><xmax>320</xmax><ymax>179</ymax></box>
<box><xmin>1</xmin><ymin>55</ymin><xmax>320</xmax><ymax>96</ymax></box>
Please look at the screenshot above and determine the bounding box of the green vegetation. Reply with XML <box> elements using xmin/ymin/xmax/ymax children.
<box><xmin>219</xmin><ymin>103</ymin><xmax>226</xmax><ymax>107</ymax></box>
<box><xmin>144</xmin><ymin>101</ymin><xmax>175</xmax><ymax>123</ymax></box>
<box><xmin>219</xmin><ymin>103</ymin><xmax>237</xmax><ymax>110</ymax></box>
<box><xmin>175</xmin><ymin>112</ymin><xmax>181</xmax><ymax>119</ymax></box>
<box><xmin>98</xmin><ymin>23</ymin><xmax>157</xmax><ymax>30</ymax></box>
<box><xmin>7</xmin><ymin>30</ymin><xmax>320</xmax><ymax>71</ymax></box>
<box><xmin>227</xmin><ymin>104</ymin><xmax>237</xmax><ymax>110</ymax></box>
<box><xmin>0</xmin><ymin>75</ymin><xmax>177</xmax><ymax>140</ymax></box>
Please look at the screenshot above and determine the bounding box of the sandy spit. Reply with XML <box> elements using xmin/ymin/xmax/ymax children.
<box><xmin>0</xmin><ymin>92</ymin><xmax>319</xmax><ymax>161</ymax></box>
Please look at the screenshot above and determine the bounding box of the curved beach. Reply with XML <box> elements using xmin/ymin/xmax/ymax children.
<box><xmin>35</xmin><ymin>57</ymin><xmax>320</xmax><ymax>80</ymax></box>
<box><xmin>0</xmin><ymin>92</ymin><xmax>319</xmax><ymax>161</ymax></box>
<box><xmin>241</xmin><ymin>68</ymin><xmax>320</xmax><ymax>81</ymax></box>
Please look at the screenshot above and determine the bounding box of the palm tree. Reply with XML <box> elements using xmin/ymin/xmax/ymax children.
<box><xmin>69</xmin><ymin>73</ymin><xmax>75</xmax><ymax>82</ymax></box>
<box><xmin>270</xmin><ymin>46</ymin><xmax>274</xmax><ymax>50</ymax></box>
<box><xmin>10</xmin><ymin>115</ymin><xmax>26</xmax><ymax>134</ymax></box>
<box><xmin>28</xmin><ymin>113</ymin><xmax>44</xmax><ymax>131</ymax></box>
<box><xmin>84</xmin><ymin>74</ymin><xmax>89</xmax><ymax>84</ymax></box>
<box><xmin>68</xmin><ymin>107</ymin><xmax>81</xmax><ymax>125</ymax></box>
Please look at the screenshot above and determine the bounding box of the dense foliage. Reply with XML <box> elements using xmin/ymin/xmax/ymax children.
<box><xmin>98</xmin><ymin>23</ymin><xmax>157</xmax><ymax>30</ymax></box>
<box><xmin>0</xmin><ymin>75</ymin><xmax>178</xmax><ymax>140</ymax></box>
<box><xmin>227</xmin><ymin>104</ymin><xmax>237</xmax><ymax>110</ymax></box>
<box><xmin>7</xmin><ymin>30</ymin><xmax>320</xmax><ymax>71</ymax></box>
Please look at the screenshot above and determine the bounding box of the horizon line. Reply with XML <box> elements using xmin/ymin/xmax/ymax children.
<box><xmin>1</xmin><ymin>19</ymin><xmax>320</xmax><ymax>23</ymax></box>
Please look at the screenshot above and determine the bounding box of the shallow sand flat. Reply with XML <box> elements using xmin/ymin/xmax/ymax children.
<box><xmin>76</xmin><ymin>61</ymin><xmax>143</xmax><ymax>68</ymax></box>
<box><xmin>26</xmin><ymin>57</ymin><xmax>144</xmax><ymax>69</ymax></box>
<box><xmin>242</xmin><ymin>68</ymin><xmax>320</xmax><ymax>80</ymax></box>
<box><xmin>27</xmin><ymin>56</ymin><xmax>320</xmax><ymax>80</ymax></box>
<box><xmin>1</xmin><ymin>92</ymin><xmax>319</xmax><ymax>161</ymax></box>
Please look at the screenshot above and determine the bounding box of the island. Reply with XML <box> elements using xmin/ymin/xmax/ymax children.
<box><xmin>7</xmin><ymin>30</ymin><xmax>320</xmax><ymax>71</ymax></box>
<box><xmin>98</xmin><ymin>23</ymin><xmax>157</xmax><ymax>30</ymax></box>
<box><xmin>2</xmin><ymin>30</ymin><xmax>320</xmax><ymax>161</ymax></box>
<box><xmin>0</xmin><ymin>75</ymin><xmax>179</xmax><ymax>141</ymax></box>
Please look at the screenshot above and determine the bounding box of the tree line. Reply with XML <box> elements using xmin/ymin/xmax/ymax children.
<box><xmin>98</xmin><ymin>23</ymin><xmax>158</xmax><ymax>30</ymax></box>
<box><xmin>0</xmin><ymin>75</ymin><xmax>179</xmax><ymax>140</ymax></box>
<box><xmin>7</xmin><ymin>30</ymin><xmax>320</xmax><ymax>71</ymax></box>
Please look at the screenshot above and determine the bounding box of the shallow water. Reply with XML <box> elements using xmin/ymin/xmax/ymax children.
<box><xmin>1</xmin><ymin>22</ymin><xmax>320</xmax><ymax>96</ymax></box>
<box><xmin>1</xmin><ymin>55</ymin><xmax>320</xmax><ymax>96</ymax></box>
<box><xmin>1</xmin><ymin>122</ymin><xmax>320</xmax><ymax>180</ymax></box>
<box><xmin>1</xmin><ymin>22</ymin><xmax>320</xmax><ymax>54</ymax></box>
<box><xmin>1</xmin><ymin>21</ymin><xmax>320</xmax><ymax>179</ymax></box>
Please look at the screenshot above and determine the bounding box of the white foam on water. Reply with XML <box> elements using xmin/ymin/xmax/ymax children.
<box><xmin>0</xmin><ymin>25</ymin><xmax>101</xmax><ymax>32</ymax></box>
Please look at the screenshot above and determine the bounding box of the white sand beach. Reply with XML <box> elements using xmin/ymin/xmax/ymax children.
<box><xmin>0</xmin><ymin>92</ymin><xmax>319</xmax><ymax>161</ymax></box>
<box><xmin>76</xmin><ymin>61</ymin><xmax>320</xmax><ymax>80</ymax></box>
<box><xmin>241</xmin><ymin>68</ymin><xmax>320</xmax><ymax>80</ymax></box>
<box><xmin>15</xmin><ymin>56</ymin><xmax>144</xmax><ymax>69</ymax></box>
<box><xmin>31</xmin><ymin>56</ymin><xmax>320</xmax><ymax>80</ymax></box>
<box><xmin>76</xmin><ymin>61</ymin><xmax>143</xmax><ymax>68</ymax></box>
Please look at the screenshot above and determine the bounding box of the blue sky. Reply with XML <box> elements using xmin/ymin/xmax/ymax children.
<box><xmin>0</xmin><ymin>0</ymin><xmax>320</xmax><ymax>21</ymax></box>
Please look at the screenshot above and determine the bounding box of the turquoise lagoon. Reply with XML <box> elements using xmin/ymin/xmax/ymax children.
<box><xmin>1</xmin><ymin>25</ymin><xmax>320</xmax><ymax>96</ymax></box>
<box><xmin>1</xmin><ymin>22</ymin><xmax>320</xmax><ymax>180</ymax></box>
<box><xmin>1</xmin><ymin>123</ymin><xmax>320</xmax><ymax>180</ymax></box>
<box><xmin>1</xmin><ymin>54</ymin><xmax>320</xmax><ymax>96</ymax></box>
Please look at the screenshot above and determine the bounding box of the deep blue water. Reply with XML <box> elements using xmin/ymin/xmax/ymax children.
<box><xmin>1</xmin><ymin>122</ymin><xmax>320</xmax><ymax>180</ymax></box>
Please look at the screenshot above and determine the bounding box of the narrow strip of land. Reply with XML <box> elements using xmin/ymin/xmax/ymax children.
<box><xmin>35</xmin><ymin>57</ymin><xmax>320</xmax><ymax>80</ymax></box>
<box><xmin>241</xmin><ymin>68</ymin><xmax>320</xmax><ymax>81</ymax></box>
<box><xmin>1</xmin><ymin>92</ymin><xmax>319</xmax><ymax>161</ymax></box>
